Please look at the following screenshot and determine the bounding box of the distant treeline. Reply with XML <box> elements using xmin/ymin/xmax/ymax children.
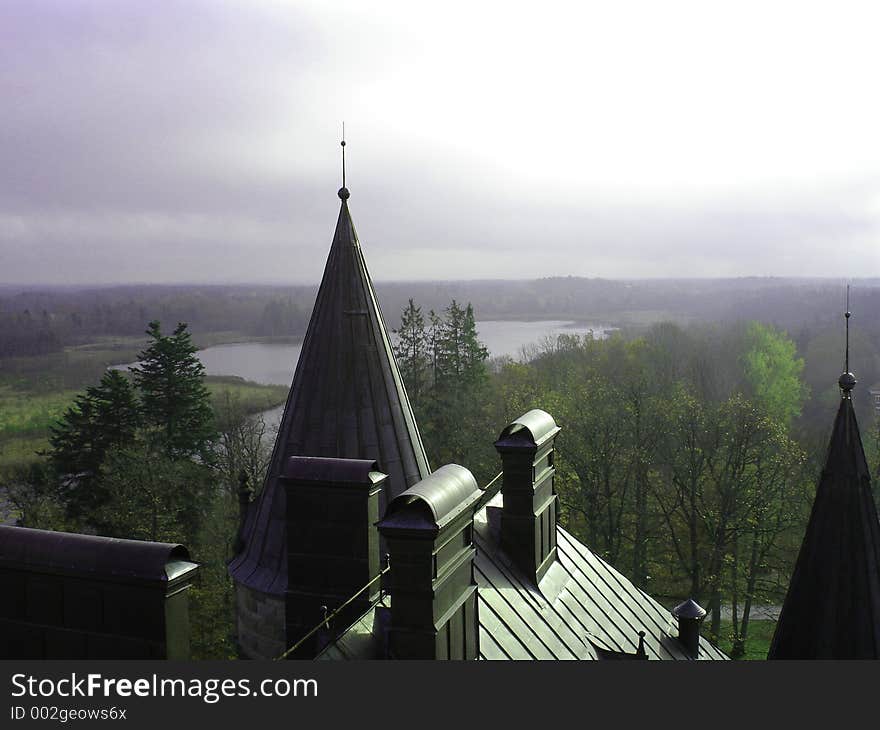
<box><xmin>0</xmin><ymin>285</ymin><xmax>314</xmax><ymax>357</ymax></box>
<box><xmin>2</xmin><ymin>279</ymin><xmax>879</xmax><ymax>377</ymax></box>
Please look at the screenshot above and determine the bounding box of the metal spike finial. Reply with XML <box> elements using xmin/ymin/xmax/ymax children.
<box><xmin>839</xmin><ymin>284</ymin><xmax>856</xmax><ymax>395</ymax></box>
<box><xmin>338</xmin><ymin>123</ymin><xmax>350</xmax><ymax>200</ymax></box>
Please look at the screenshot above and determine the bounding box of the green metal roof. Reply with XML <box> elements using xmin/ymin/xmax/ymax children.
<box><xmin>317</xmin><ymin>491</ymin><xmax>728</xmax><ymax>661</ymax></box>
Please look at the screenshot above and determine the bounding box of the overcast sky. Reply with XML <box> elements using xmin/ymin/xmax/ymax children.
<box><xmin>3</xmin><ymin>0</ymin><xmax>880</xmax><ymax>285</ymax></box>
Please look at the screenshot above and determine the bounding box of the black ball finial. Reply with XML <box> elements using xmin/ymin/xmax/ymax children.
<box><xmin>338</xmin><ymin>187</ymin><xmax>350</xmax><ymax>200</ymax></box>
<box><xmin>839</xmin><ymin>371</ymin><xmax>856</xmax><ymax>392</ymax></box>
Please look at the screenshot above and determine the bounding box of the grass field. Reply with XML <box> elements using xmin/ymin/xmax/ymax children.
<box><xmin>0</xmin><ymin>344</ymin><xmax>288</xmax><ymax>471</ymax></box>
<box><xmin>712</xmin><ymin>619</ymin><xmax>776</xmax><ymax>660</ymax></box>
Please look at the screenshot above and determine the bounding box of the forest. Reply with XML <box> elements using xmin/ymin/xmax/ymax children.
<box><xmin>394</xmin><ymin>300</ymin><xmax>855</xmax><ymax>657</ymax></box>
<box><xmin>1</xmin><ymin>278</ymin><xmax>879</xmax><ymax>659</ymax></box>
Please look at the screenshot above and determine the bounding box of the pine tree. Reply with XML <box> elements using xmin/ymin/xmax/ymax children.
<box><xmin>47</xmin><ymin>368</ymin><xmax>140</xmax><ymax>515</ymax></box>
<box><xmin>436</xmin><ymin>300</ymin><xmax>466</xmax><ymax>383</ymax></box>
<box><xmin>416</xmin><ymin>300</ymin><xmax>494</xmax><ymax>482</ymax></box>
<box><xmin>132</xmin><ymin>321</ymin><xmax>215</xmax><ymax>460</ymax></box>
<box><xmin>461</xmin><ymin>303</ymin><xmax>489</xmax><ymax>383</ymax></box>
<box><xmin>393</xmin><ymin>299</ymin><xmax>429</xmax><ymax>406</ymax></box>
<box><xmin>48</xmin><ymin>369</ymin><xmax>140</xmax><ymax>477</ymax></box>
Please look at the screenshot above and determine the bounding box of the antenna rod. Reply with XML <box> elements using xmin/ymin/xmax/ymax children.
<box><xmin>845</xmin><ymin>284</ymin><xmax>851</xmax><ymax>374</ymax></box>
<box><xmin>341</xmin><ymin>122</ymin><xmax>346</xmax><ymax>189</ymax></box>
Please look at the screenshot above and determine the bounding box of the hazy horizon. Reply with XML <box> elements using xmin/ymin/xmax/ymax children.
<box><xmin>2</xmin><ymin>274</ymin><xmax>877</xmax><ymax>294</ymax></box>
<box><xmin>4</xmin><ymin>1</ymin><xmax>880</xmax><ymax>285</ymax></box>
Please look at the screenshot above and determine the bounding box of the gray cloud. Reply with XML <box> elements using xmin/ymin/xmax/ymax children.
<box><xmin>2</xmin><ymin>1</ymin><xmax>879</xmax><ymax>285</ymax></box>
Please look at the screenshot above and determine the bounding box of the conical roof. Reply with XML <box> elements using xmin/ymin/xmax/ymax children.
<box><xmin>229</xmin><ymin>187</ymin><xmax>431</xmax><ymax>595</ymax></box>
<box><xmin>768</xmin><ymin>390</ymin><xmax>880</xmax><ymax>658</ymax></box>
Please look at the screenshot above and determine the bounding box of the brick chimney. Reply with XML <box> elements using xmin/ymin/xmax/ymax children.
<box><xmin>377</xmin><ymin>464</ymin><xmax>482</xmax><ymax>660</ymax></box>
<box><xmin>281</xmin><ymin>456</ymin><xmax>385</xmax><ymax>658</ymax></box>
<box><xmin>494</xmin><ymin>409</ymin><xmax>561</xmax><ymax>583</ymax></box>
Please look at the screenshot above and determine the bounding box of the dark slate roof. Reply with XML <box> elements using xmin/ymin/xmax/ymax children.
<box><xmin>229</xmin><ymin>190</ymin><xmax>431</xmax><ymax>596</ymax></box>
<box><xmin>0</xmin><ymin>525</ymin><xmax>193</xmax><ymax>585</ymax></box>
<box><xmin>317</xmin><ymin>491</ymin><xmax>728</xmax><ymax>661</ymax></box>
<box><xmin>768</xmin><ymin>393</ymin><xmax>880</xmax><ymax>659</ymax></box>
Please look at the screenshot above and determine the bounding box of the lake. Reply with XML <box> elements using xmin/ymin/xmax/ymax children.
<box><xmin>195</xmin><ymin>320</ymin><xmax>611</xmax><ymax>387</ymax></box>
<box><xmin>117</xmin><ymin>320</ymin><xmax>611</xmax><ymax>432</ymax></box>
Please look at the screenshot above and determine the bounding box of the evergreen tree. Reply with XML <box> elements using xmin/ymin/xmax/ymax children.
<box><xmin>48</xmin><ymin>369</ymin><xmax>140</xmax><ymax>478</ymax></box>
<box><xmin>393</xmin><ymin>299</ymin><xmax>428</xmax><ymax>406</ymax></box>
<box><xmin>461</xmin><ymin>303</ymin><xmax>490</xmax><ymax>383</ymax></box>
<box><xmin>132</xmin><ymin>321</ymin><xmax>215</xmax><ymax>460</ymax></box>
<box><xmin>47</xmin><ymin>368</ymin><xmax>140</xmax><ymax>516</ymax></box>
<box><xmin>392</xmin><ymin>298</ymin><xmax>494</xmax><ymax>482</ymax></box>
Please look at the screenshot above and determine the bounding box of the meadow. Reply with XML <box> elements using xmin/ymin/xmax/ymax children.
<box><xmin>0</xmin><ymin>341</ymin><xmax>288</xmax><ymax>471</ymax></box>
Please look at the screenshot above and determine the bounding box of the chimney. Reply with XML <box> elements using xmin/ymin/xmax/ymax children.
<box><xmin>281</xmin><ymin>456</ymin><xmax>385</xmax><ymax>658</ymax></box>
<box><xmin>672</xmin><ymin>598</ymin><xmax>706</xmax><ymax>658</ymax></box>
<box><xmin>377</xmin><ymin>464</ymin><xmax>482</xmax><ymax>660</ymax></box>
<box><xmin>493</xmin><ymin>409</ymin><xmax>561</xmax><ymax>583</ymax></box>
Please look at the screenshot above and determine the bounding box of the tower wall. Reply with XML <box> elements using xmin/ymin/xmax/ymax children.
<box><xmin>235</xmin><ymin>584</ymin><xmax>286</xmax><ymax>660</ymax></box>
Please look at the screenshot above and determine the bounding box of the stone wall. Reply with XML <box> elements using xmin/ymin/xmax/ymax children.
<box><xmin>235</xmin><ymin>583</ymin><xmax>286</xmax><ymax>660</ymax></box>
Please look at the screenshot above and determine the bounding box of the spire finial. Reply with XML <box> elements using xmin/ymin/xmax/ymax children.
<box><xmin>839</xmin><ymin>284</ymin><xmax>856</xmax><ymax>396</ymax></box>
<box><xmin>338</xmin><ymin>122</ymin><xmax>350</xmax><ymax>200</ymax></box>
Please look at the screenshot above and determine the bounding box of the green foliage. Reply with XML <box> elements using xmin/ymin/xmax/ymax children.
<box><xmin>48</xmin><ymin>370</ymin><xmax>140</xmax><ymax>475</ymax></box>
<box><xmin>395</xmin><ymin>299</ymin><xmax>495</xmax><ymax>483</ymax></box>
<box><xmin>741</xmin><ymin>322</ymin><xmax>808</xmax><ymax>425</ymax></box>
<box><xmin>393</xmin><ymin>299</ymin><xmax>429</xmax><ymax>407</ymax></box>
<box><xmin>133</xmin><ymin>321</ymin><xmax>216</xmax><ymax>460</ymax></box>
<box><xmin>0</xmin><ymin>387</ymin><xmax>83</xmax><ymax>440</ymax></box>
<box><xmin>94</xmin><ymin>444</ymin><xmax>214</xmax><ymax>543</ymax></box>
<box><xmin>469</xmin><ymin>319</ymin><xmax>812</xmax><ymax>656</ymax></box>
<box><xmin>712</xmin><ymin>619</ymin><xmax>777</xmax><ymax>661</ymax></box>
<box><xmin>2</xmin><ymin>461</ymin><xmax>73</xmax><ymax>531</ymax></box>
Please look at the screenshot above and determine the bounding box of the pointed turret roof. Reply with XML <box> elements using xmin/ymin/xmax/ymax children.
<box><xmin>229</xmin><ymin>184</ymin><xmax>431</xmax><ymax>596</ymax></box>
<box><xmin>769</xmin><ymin>307</ymin><xmax>880</xmax><ymax>658</ymax></box>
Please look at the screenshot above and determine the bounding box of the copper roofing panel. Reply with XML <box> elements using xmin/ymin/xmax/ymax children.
<box><xmin>229</xmin><ymin>192</ymin><xmax>430</xmax><ymax>596</ymax></box>
<box><xmin>769</xmin><ymin>395</ymin><xmax>880</xmax><ymax>659</ymax></box>
<box><xmin>0</xmin><ymin>525</ymin><xmax>191</xmax><ymax>584</ymax></box>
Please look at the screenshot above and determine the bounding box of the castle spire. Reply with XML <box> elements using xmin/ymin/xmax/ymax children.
<box><xmin>769</xmin><ymin>288</ymin><xmax>880</xmax><ymax>658</ymax></box>
<box><xmin>838</xmin><ymin>284</ymin><xmax>856</xmax><ymax>397</ymax></box>
<box><xmin>229</xmin><ymin>154</ymin><xmax>430</xmax><ymax>603</ymax></box>
<box><xmin>339</xmin><ymin>123</ymin><xmax>350</xmax><ymax>200</ymax></box>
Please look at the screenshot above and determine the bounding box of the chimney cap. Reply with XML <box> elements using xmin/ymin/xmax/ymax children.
<box><xmin>672</xmin><ymin>598</ymin><xmax>706</xmax><ymax>620</ymax></box>
<box><xmin>495</xmin><ymin>409</ymin><xmax>560</xmax><ymax>449</ymax></box>
<box><xmin>380</xmin><ymin>464</ymin><xmax>480</xmax><ymax>531</ymax></box>
<box><xmin>281</xmin><ymin>456</ymin><xmax>385</xmax><ymax>485</ymax></box>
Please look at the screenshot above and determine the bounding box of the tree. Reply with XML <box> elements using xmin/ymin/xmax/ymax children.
<box><xmin>434</xmin><ymin>301</ymin><xmax>489</xmax><ymax>386</ymax></box>
<box><xmin>724</xmin><ymin>417</ymin><xmax>805</xmax><ymax>656</ymax></box>
<box><xmin>95</xmin><ymin>444</ymin><xmax>214</xmax><ymax>544</ymax></box>
<box><xmin>48</xmin><ymin>369</ymin><xmax>140</xmax><ymax>476</ymax></box>
<box><xmin>393</xmin><ymin>299</ymin><xmax>429</xmax><ymax>407</ymax></box>
<box><xmin>3</xmin><ymin>461</ymin><xmax>71</xmax><ymax>531</ymax></box>
<box><xmin>211</xmin><ymin>390</ymin><xmax>274</xmax><ymax>499</ymax></box>
<box><xmin>395</xmin><ymin>299</ymin><xmax>494</xmax><ymax>483</ymax></box>
<box><xmin>47</xmin><ymin>369</ymin><xmax>140</xmax><ymax>515</ymax></box>
<box><xmin>652</xmin><ymin>385</ymin><xmax>711</xmax><ymax>600</ymax></box>
<box><xmin>741</xmin><ymin>322</ymin><xmax>808</xmax><ymax>425</ymax></box>
<box><xmin>132</xmin><ymin>321</ymin><xmax>215</xmax><ymax>460</ymax></box>
<box><xmin>556</xmin><ymin>376</ymin><xmax>628</xmax><ymax>562</ymax></box>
